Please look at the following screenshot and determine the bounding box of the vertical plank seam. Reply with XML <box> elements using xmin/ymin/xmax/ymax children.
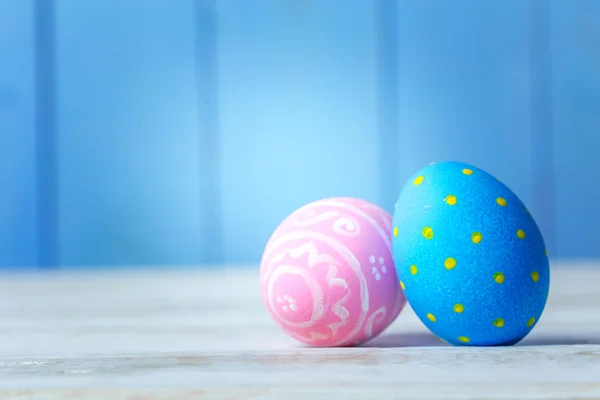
<box><xmin>376</xmin><ymin>0</ymin><xmax>400</xmax><ymax>213</ymax></box>
<box><xmin>34</xmin><ymin>0</ymin><xmax>58</xmax><ymax>268</ymax></box>
<box><xmin>193</xmin><ymin>0</ymin><xmax>223</xmax><ymax>264</ymax></box>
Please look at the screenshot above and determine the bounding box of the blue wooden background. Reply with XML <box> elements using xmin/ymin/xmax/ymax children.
<box><xmin>0</xmin><ymin>0</ymin><xmax>598</xmax><ymax>269</ymax></box>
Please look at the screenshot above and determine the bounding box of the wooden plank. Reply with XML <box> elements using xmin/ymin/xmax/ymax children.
<box><xmin>216</xmin><ymin>0</ymin><xmax>382</xmax><ymax>263</ymax></box>
<box><xmin>0</xmin><ymin>0</ymin><xmax>38</xmax><ymax>268</ymax></box>
<box><xmin>528</xmin><ymin>0</ymin><xmax>556</xmax><ymax>257</ymax></box>
<box><xmin>550</xmin><ymin>1</ymin><xmax>600</xmax><ymax>258</ymax></box>
<box><xmin>375</xmin><ymin>0</ymin><xmax>400</xmax><ymax>214</ymax></box>
<box><xmin>55</xmin><ymin>1</ymin><xmax>209</xmax><ymax>266</ymax></box>
<box><xmin>394</xmin><ymin>0</ymin><xmax>534</xmax><ymax>207</ymax></box>
<box><xmin>0</xmin><ymin>262</ymin><xmax>598</xmax><ymax>398</ymax></box>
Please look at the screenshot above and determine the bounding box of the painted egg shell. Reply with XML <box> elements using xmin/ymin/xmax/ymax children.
<box><xmin>260</xmin><ymin>197</ymin><xmax>406</xmax><ymax>347</ymax></box>
<box><xmin>392</xmin><ymin>161</ymin><xmax>550</xmax><ymax>346</ymax></box>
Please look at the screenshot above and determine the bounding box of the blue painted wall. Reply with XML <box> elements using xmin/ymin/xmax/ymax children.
<box><xmin>217</xmin><ymin>0</ymin><xmax>381</xmax><ymax>263</ymax></box>
<box><xmin>0</xmin><ymin>0</ymin><xmax>598</xmax><ymax>268</ymax></box>
<box><xmin>394</xmin><ymin>0</ymin><xmax>535</xmax><ymax>205</ymax></box>
<box><xmin>0</xmin><ymin>0</ymin><xmax>37</xmax><ymax>268</ymax></box>
<box><xmin>56</xmin><ymin>0</ymin><xmax>210</xmax><ymax>266</ymax></box>
<box><xmin>551</xmin><ymin>0</ymin><xmax>600</xmax><ymax>258</ymax></box>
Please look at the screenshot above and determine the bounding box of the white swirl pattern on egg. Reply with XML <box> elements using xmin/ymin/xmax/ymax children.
<box><xmin>260</xmin><ymin>197</ymin><xmax>406</xmax><ymax>347</ymax></box>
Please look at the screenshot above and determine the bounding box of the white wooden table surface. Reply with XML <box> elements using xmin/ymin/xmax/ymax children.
<box><xmin>0</xmin><ymin>261</ymin><xmax>599</xmax><ymax>400</ymax></box>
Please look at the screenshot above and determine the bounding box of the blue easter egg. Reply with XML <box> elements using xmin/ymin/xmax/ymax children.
<box><xmin>392</xmin><ymin>161</ymin><xmax>550</xmax><ymax>346</ymax></box>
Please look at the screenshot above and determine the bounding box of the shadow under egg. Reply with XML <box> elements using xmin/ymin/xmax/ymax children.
<box><xmin>360</xmin><ymin>332</ymin><xmax>447</xmax><ymax>348</ymax></box>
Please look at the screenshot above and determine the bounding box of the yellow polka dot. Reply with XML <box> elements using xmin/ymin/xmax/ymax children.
<box><xmin>422</xmin><ymin>226</ymin><xmax>434</xmax><ymax>240</ymax></box>
<box><xmin>414</xmin><ymin>175</ymin><xmax>425</xmax><ymax>186</ymax></box>
<box><xmin>393</xmin><ymin>227</ymin><xmax>399</xmax><ymax>237</ymax></box>
<box><xmin>427</xmin><ymin>313</ymin><xmax>436</xmax><ymax>322</ymax></box>
<box><xmin>517</xmin><ymin>229</ymin><xmax>526</xmax><ymax>239</ymax></box>
<box><xmin>445</xmin><ymin>195</ymin><xmax>457</xmax><ymax>206</ymax></box>
<box><xmin>458</xmin><ymin>336</ymin><xmax>470</xmax><ymax>343</ymax></box>
<box><xmin>471</xmin><ymin>232</ymin><xmax>482</xmax><ymax>244</ymax></box>
<box><xmin>496</xmin><ymin>197</ymin><xmax>507</xmax><ymax>207</ymax></box>
<box><xmin>400</xmin><ymin>281</ymin><xmax>405</xmax><ymax>290</ymax></box>
<box><xmin>444</xmin><ymin>257</ymin><xmax>456</xmax><ymax>270</ymax></box>
<box><xmin>410</xmin><ymin>265</ymin><xmax>418</xmax><ymax>275</ymax></box>
<box><xmin>527</xmin><ymin>317</ymin><xmax>535</xmax><ymax>327</ymax></box>
<box><xmin>545</xmin><ymin>249</ymin><xmax>548</xmax><ymax>257</ymax></box>
<box><xmin>462</xmin><ymin>169</ymin><xmax>473</xmax><ymax>176</ymax></box>
<box><xmin>531</xmin><ymin>271</ymin><xmax>539</xmax><ymax>282</ymax></box>
<box><xmin>453</xmin><ymin>304</ymin><xmax>465</xmax><ymax>313</ymax></box>
<box><xmin>493</xmin><ymin>318</ymin><xmax>505</xmax><ymax>328</ymax></box>
<box><xmin>493</xmin><ymin>272</ymin><xmax>505</xmax><ymax>284</ymax></box>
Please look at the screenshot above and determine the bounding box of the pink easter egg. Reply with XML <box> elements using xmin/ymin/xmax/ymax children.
<box><xmin>260</xmin><ymin>197</ymin><xmax>406</xmax><ymax>347</ymax></box>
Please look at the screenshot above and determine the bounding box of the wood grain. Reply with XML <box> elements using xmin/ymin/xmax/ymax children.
<box><xmin>0</xmin><ymin>261</ymin><xmax>599</xmax><ymax>399</ymax></box>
